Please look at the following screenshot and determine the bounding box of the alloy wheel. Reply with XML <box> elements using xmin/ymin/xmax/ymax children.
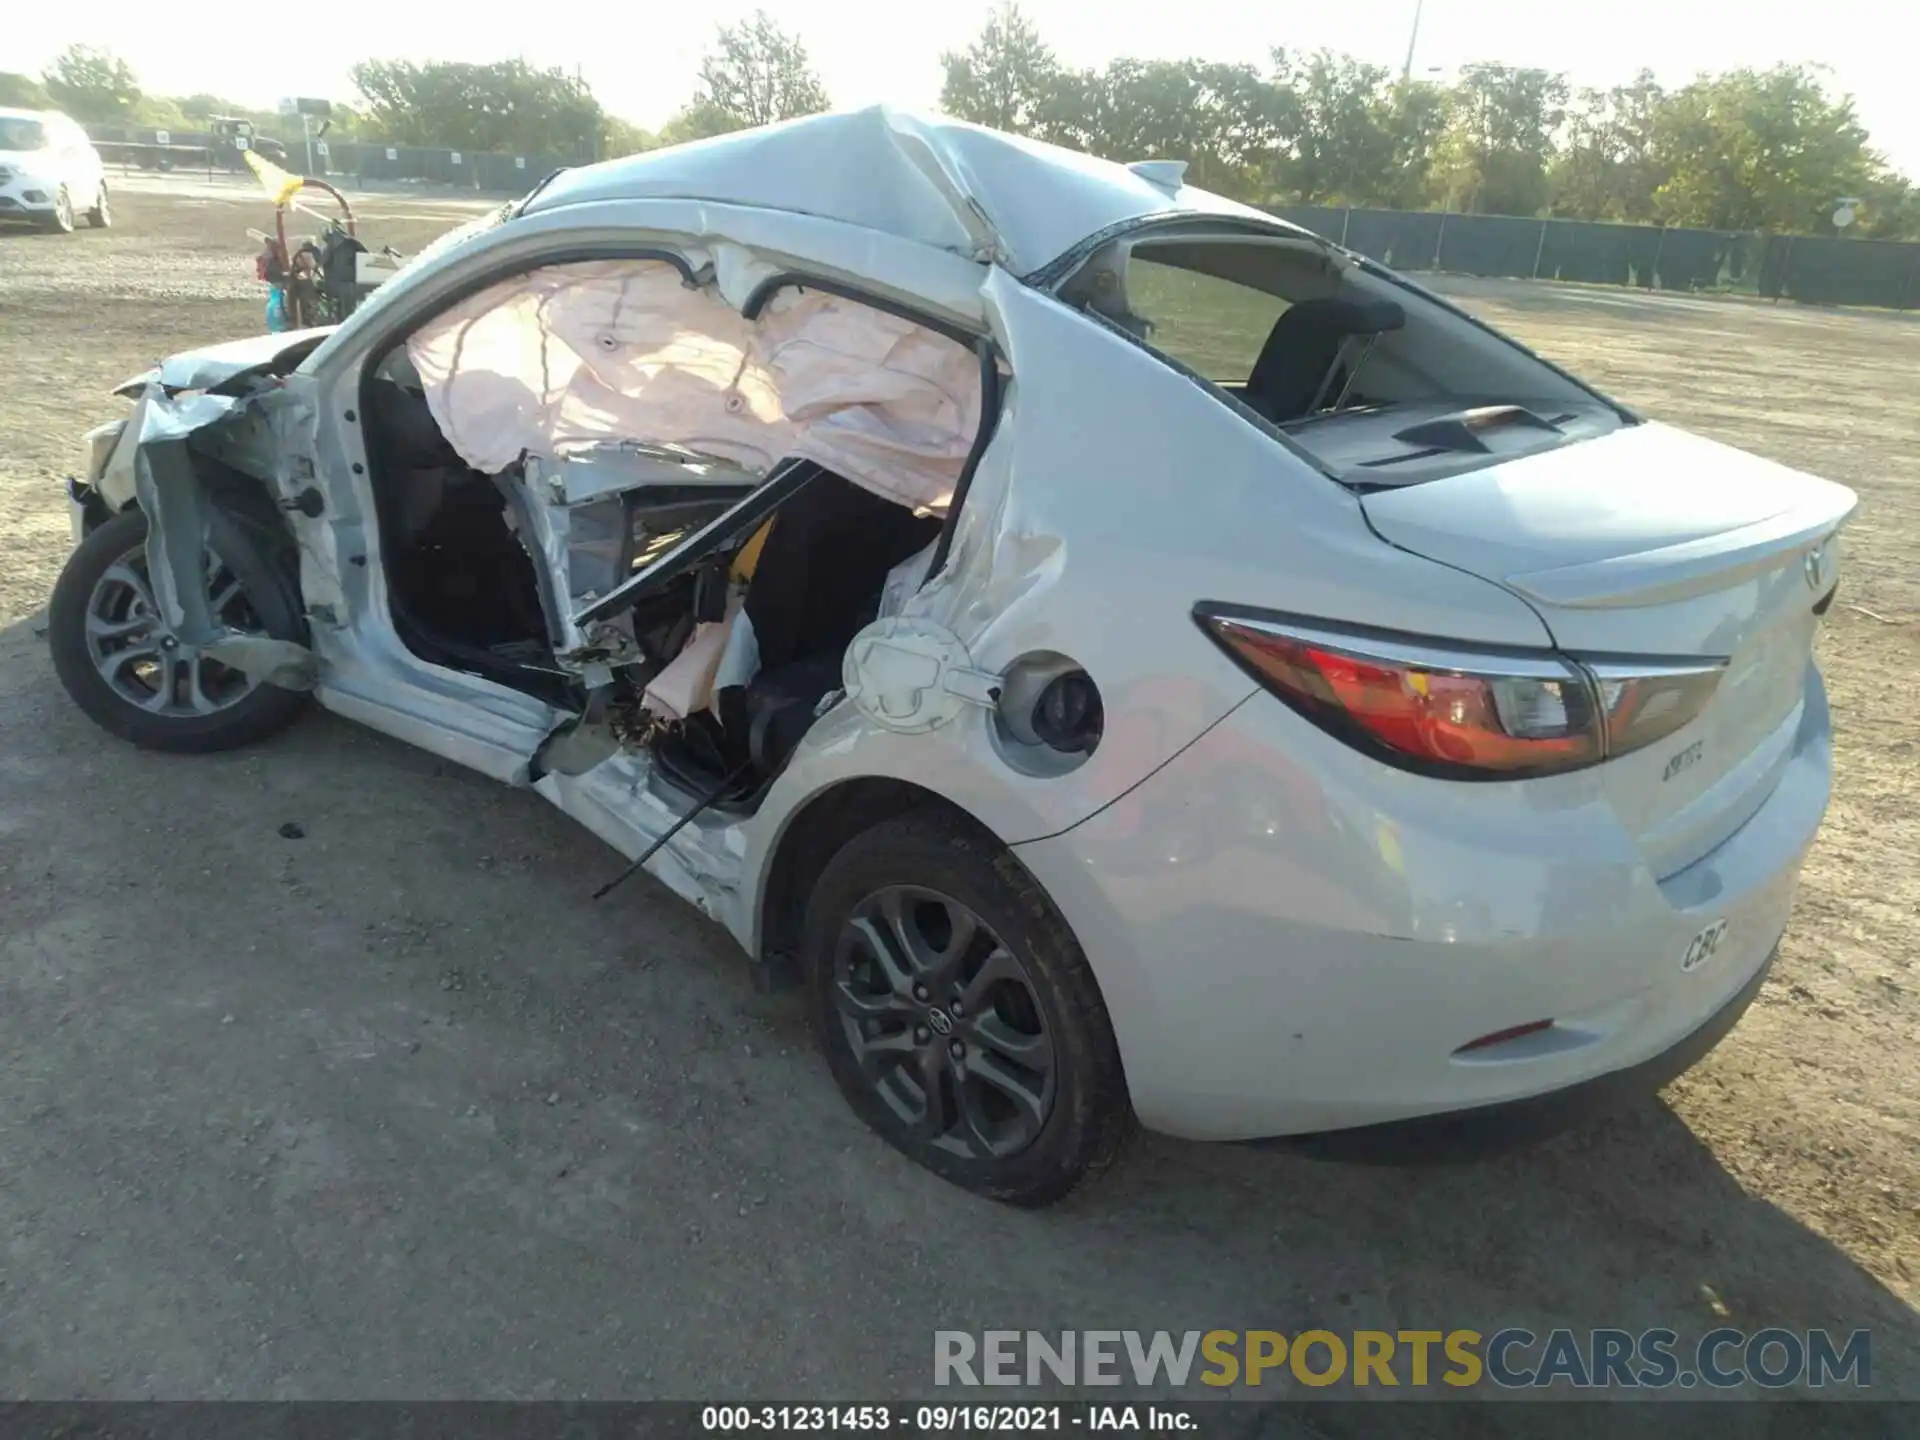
<box><xmin>83</xmin><ymin>543</ymin><xmax>261</xmax><ymax>717</ymax></box>
<box><xmin>832</xmin><ymin>886</ymin><xmax>1057</xmax><ymax>1159</ymax></box>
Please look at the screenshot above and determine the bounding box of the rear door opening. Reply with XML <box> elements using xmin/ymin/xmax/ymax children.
<box><xmin>359</xmin><ymin>255</ymin><xmax>992</xmax><ymax>811</ymax></box>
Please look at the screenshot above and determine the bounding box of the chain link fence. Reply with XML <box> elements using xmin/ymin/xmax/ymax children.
<box><xmin>88</xmin><ymin>125</ymin><xmax>575</xmax><ymax>194</ymax></box>
<box><xmin>1269</xmin><ymin>205</ymin><xmax>1920</xmax><ymax>311</ymax></box>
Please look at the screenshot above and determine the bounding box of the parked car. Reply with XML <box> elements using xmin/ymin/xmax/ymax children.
<box><xmin>0</xmin><ymin>107</ymin><xmax>110</xmax><ymax>231</ymax></box>
<box><xmin>48</xmin><ymin>108</ymin><xmax>1855</xmax><ymax>1205</ymax></box>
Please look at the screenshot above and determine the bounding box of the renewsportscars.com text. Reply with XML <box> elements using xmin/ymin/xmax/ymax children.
<box><xmin>933</xmin><ymin>1328</ymin><xmax>1871</xmax><ymax>1390</ymax></box>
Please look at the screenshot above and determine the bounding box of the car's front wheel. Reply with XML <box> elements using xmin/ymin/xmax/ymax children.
<box><xmin>43</xmin><ymin>186</ymin><xmax>75</xmax><ymax>234</ymax></box>
<box><xmin>87</xmin><ymin>181</ymin><xmax>111</xmax><ymax>229</ymax></box>
<box><xmin>47</xmin><ymin>507</ymin><xmax>309</xmax><ymax>752</ymax></box>
<box><xmin>805</xmin><ymin>812</ymin><xmax>1132</xmax><ymax>1206</ymax></box>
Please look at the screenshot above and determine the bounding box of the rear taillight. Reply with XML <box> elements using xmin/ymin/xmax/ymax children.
<box><xmin>1198</xmin><ymin>609</ymin><xmax>1724</xmax><ymax>780</ymax></box>
<box><xmin>1586</xmin><ymin>661</ymin><xmax>1728</xmax><ymax>759</ymax></box>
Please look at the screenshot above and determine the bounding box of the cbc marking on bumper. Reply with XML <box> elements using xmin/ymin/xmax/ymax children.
<box><xmin>1681</xmin><ymin>918</ymin><xmax>1730</xmax><ymax>972</ymax></box>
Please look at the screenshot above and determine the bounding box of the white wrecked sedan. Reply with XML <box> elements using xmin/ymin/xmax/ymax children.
<box><xmin>49</xmin><ymin>109</ymin><xmax>1856</xmax><ymax>1205</ymax></box>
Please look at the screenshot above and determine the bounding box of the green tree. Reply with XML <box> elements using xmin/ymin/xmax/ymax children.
<box><xmin>1197</xmin><ymin>62</ymin><xmax>1293</xmax><ymax>197</ymax></box>
<box><xmin>175</xmin><ymin>92</ymin><xmax>231</xmax><ymax>121</ymax></box>
<box><xmin>1853</xmin><ymin>173</ymin><xmax>1920</xmax><ymax>239</ymax></box>
<box><xmin>1381</xmin><ymin>78</ymin><xmax>1450</xmax><ymax>209</ymax></box>
<box><xmin>1267</xmin><ymin>49</ymin><xmax>1400</xmax><ymax>205</ymax></box>
<box><xmin>939</xmin><ymin>2</ymin><xmax>1060</xmax><ymax>135</ymax></box>
<box><xmin>1649</xmin><ymin>66</ymin><xmax>1884</xmax><ymax>232</ymax></box>
<box><xmin>41</xmin><ymin>44</ymin><xmax>142</xmax><ymax>123</ymax></box>
<box><xmin>693</xmin><ymin>11</ymin><xmax>829</xmax><ymax>130</ymax></box>
<box><xmin>322</xmin><ymin>103</ymin><xmax>366</xmax><ymax>141</ymax></box>
<box><xmin>350</xmin><ymin>58</ymin><xmax>603</xmax><ymax>158</ymax></box>
<box><xmin>0</xmin><ymin>72</ymin><xmax>52</xmax><ymax>109</ymax></box>
<box><xmin>1550</xmin><ymin>71</ymin><xmax>1666</xmax><ymax>221</ymax></box>
<box><xmin>130</xmin><ymin>95</ymin><xmax>190</xmax><ymax>129</ymax></box>
<box><xmin>657</xmin><ymin>99</ymin><xmax>754</xmax><ymax>147</ymax></box>
<box><xmin>1065</xmin><ymin>59</ymin><xmax>1279</xmax><ymax>195</ymax></box>
<box><xmin>601</xmin><ymin>115</ymin><xmax>659</xmax><ymax>158</ymax></box>
<box><xmin>1429</xmin><ymin>63</ymin><xmax>1568</xmax><ymax>215</ymax></box>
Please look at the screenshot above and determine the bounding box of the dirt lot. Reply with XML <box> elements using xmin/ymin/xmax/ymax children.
<box><xmin>0</xmin><ymin>182</ymin><xmax>1916</xmax><ymax>1411</ymax></box>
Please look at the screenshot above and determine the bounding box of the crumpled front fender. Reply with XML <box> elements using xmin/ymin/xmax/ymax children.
<box><xmin>109</xmin><ymin>377</ymin><xmax>320</xmax><ymax>692</ymax></box>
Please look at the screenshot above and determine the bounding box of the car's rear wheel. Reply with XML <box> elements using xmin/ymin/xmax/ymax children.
<box><xmin>44</xmin><ymin>186</ymin><xmax>75</xmax><ymax>234</ymax></box>
<box><xmin>87</xmin><ymin>182</ymin><xmax>110</xmax><ymax>228</ymax></box>
<box><xmin>47</xmin><ymin>507</ymin><xmax>309</xmax><ymax>753</ymax></box>
<box><xmin>805</xmin><ymin>812</ymin><xmax>1132</xmax><ymax>1206</ymax></box>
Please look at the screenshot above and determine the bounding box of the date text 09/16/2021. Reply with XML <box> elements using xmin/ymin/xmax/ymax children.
<box><xmin>701</xmin><ymin>1406</ymin><xmax>1186</xmax><ymax>1432</ymax></box>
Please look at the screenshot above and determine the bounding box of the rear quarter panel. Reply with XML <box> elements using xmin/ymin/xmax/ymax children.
<box><xmin>741</xmin><ymin>273</ymin><xmax>1558</xmax><ymax>944</ymax></box>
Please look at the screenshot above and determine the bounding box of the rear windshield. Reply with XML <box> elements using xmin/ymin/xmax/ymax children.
<box><xmin>0</xmin><ymin>119</ymin><xmax>49</xmax><ymax>151</ymax></box>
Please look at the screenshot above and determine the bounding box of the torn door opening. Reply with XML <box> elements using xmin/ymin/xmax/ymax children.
<box><xmin>118</xmin><ymin>370</ymin><xmax>323</xmax><ymax>692</ymax></box>
<box><xmin>371</xmin><ymin>254</ymin><xmax>990</xmax><ymax>816</ymax></box>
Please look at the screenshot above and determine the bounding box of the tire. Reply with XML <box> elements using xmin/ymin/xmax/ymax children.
<box><xmin>87</xmin><ymin>181</ymin><xmax>111</xmax><ymax>229</ymax></box>
<box><xmin>806</xmin><ymin>811</ymin><xmax>1132</xmax><ymax>1206</ymax></box>
<box><xmin>44</xmin><ymin>186</ymin><xmax>75</xmax><ymax>234</ymax></box>
<box><xmin>47</xmin><ymin>506</ymin><xmax>310</xmax><ymax>753</ymax></box>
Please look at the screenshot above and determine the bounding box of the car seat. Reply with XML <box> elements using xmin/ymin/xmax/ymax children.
<box><xmin>1244</xmin><ymin>296</ymin><xmax>1406</xmax><ymax>423</ymax></box>
<box><xmin>726</xmin><ymin>471</ymin><xmax>941</xmax><ymax>775</ymax></box>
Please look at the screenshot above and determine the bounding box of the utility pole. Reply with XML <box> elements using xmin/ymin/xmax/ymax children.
<box><xmin>1401</xmin><ymin>0</ymin><xmax>1424</xmax><ymax>83</ymax></box>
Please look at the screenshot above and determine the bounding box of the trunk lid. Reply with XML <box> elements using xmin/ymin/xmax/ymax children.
<box><xmin>1362</xmin><ymin>421</ymin><xmax>1857</xmax><ymax>877</ymax></box>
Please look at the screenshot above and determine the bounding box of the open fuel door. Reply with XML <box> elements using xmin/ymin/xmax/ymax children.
<box><xmin>841</xmin><ymin>615</ymin><xmax>1004</xmax><ymax>735</ymax></box>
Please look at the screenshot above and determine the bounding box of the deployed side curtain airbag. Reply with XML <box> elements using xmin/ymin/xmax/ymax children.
<box><xmin>406</xmin><ymin>260</ymin><xmax>980</xmax><ymax>512</ymax></box>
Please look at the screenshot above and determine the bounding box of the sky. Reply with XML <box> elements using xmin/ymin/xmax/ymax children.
<box><xmin>13</xmin><ymin>0</ymin><xmax>1916</xmax><ymax>176</ymax></box>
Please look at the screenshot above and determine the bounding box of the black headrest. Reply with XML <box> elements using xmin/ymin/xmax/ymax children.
<box><xmin>1277</xmin><ymin>295</ymin><xmax>1407</xmax><ymax>337</ymax></box>
<box><xmin>1245</xmin><ymin>294</ymin><xmax>1408</xmax><ymax>422</ymax></box>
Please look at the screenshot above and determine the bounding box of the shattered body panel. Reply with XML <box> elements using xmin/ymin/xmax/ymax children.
<box><xmin>58</xmin><ymin>104</ymin><xmax>1855</xmax><ymax>1154</ymax></box>
<box><xmin>102</xmin><ymin>375</ymin><xmax>320</xmax><ymax>690</ymax></box>
<box><xmin>519</xmin><ymin>107</ymin><xmax>1306</xmax><ymax>278</ymax></box>
<box><xmin>154</xmin><ymin>328</ymin><xmax>334</xmax><ymax>393</ymax></box>
<box><xmin>93</xmin><ymin>128</ymin><xmax>1514</xmax><ymax>952</ymax></box>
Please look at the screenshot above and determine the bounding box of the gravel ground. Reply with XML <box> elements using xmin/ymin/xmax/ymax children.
<box><xmin>0</xmin><ymin>182</ymin><xmax>1915</xmax><ymax>1416</ymax></box>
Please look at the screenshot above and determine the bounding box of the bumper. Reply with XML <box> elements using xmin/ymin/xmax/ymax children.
<box><xmin>67</xmin><ymin>475</ymin><xmax>114</xmax><ymax>545</ymax></box>
<box><xmin>1011</xmin><ymin>669</ymin><xmax>1831</xmax><ymax>1143</ymax></box>
<box><xmin>1274</xmin><ymin>941</ymin><xmax>1777</xmax><ymax>1161</ymax></box>
<box><xmin>0</xmin><ymin>182</ymin><xmax>57</xmax><ymax>220</ymax></box>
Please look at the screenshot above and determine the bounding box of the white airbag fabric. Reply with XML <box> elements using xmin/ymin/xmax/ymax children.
<box><xmin>642</xmin><ymin>613</ymin><xmax>734</xmax><ymax>722</ymax></box>
<box><xmin>407</xmin><ymin>260</ymin><xmax>979</xmax><ymax>512</ymax></box>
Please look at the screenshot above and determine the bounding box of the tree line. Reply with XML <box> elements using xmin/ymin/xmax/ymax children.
<box><xmin>8</xmin><ymin>6</ymin><xmax>1915</xmax><ymax>239</ymax></box>
<box><xmin>935</xmin><ymin>5</ymin><xmax>1918</xmax><ymax>237</ymax></box>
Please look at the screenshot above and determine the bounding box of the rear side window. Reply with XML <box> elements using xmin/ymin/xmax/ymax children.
<box><xmin>1123</xmin><ymin>258</ymin><xmax>1289</xmax><ymax>383</ymax></box>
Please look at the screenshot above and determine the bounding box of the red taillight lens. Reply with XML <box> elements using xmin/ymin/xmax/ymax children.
<box><xmin>1201</xmin><ymin>613</ymin><xmax>1604</xmax><ymax>779</ymax></box>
